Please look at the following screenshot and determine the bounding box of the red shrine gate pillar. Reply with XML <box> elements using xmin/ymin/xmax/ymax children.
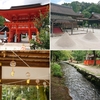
<box><xmin>28</xmin><ymin>25</ymin><xmax>32</xmax><ymax>40</ymax></box>
<box><xmin>6</xmin><ymin>22</ymin><xmax>39</xmax><ymax>42</ymax></box>
<box><xmin>8</xmin><ymin>31</ymin><xmax>14</xmax><ymax>42</ymax></box>
<box><xmin>15</xmin><ymin>24</ymin><xmax>18</xmax><ymax>42</ymax></box>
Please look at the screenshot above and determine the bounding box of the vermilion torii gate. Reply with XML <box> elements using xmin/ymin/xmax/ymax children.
<box><xmin>0</xmin><ymin>3</ymin><xmax>49</xmax><ymax>42</ymax></box>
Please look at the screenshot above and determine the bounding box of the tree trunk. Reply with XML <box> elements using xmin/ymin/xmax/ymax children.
<box><xmin>93</xmin><ymin>50</ymin><xmax>96</xmax><ymax>66</ymax></box>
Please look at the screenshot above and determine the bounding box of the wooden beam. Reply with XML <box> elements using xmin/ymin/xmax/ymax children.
<box><xmin>1</xmin><ymin>61</ymin><xmax>49</xmax><ymax>67</ymax></box>
<box><xmin>0</xmin><ymin>58</ymin><xmax>49</xmax><ymax>62</ymax></box>
<box><xmin>1</xmin><ymin>79</ymin><xmax>49</xmax><ymax>85</ymax></box>
<box><xmin>0</xmin><ymin>50</ymin><xmax>49</xmax><ymax>67</ymax></box>
<box><xmin>0</xmin><ymin>51</ymin><xmax>49</xmax><ymax>58</ymax></box>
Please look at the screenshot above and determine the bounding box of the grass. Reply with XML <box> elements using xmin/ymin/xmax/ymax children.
<box><xmin>51</xmin><ymin>62</ymin><xmax>72</xmax><ymax>100</ymax></box>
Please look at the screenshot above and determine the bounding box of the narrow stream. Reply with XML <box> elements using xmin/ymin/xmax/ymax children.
<box><xmin>61</xmin><ymin>62</ymin><xmax>100</xmax><ymax>100</ymax></box>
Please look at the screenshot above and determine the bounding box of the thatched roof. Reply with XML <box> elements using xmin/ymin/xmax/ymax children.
<box><xmin>90</xmin><ymin>13</ymin><xmax>100</xmax><ymax>20</ymax></box>
<box><xmin>51</xmin><ymin>14</ymin><xmax>75</xmax><ymax>22</ymax></box>
<box><xmin>51</xmin><ymin>3</ymin><xmax>81</xmax><ymax>17</ymax></box>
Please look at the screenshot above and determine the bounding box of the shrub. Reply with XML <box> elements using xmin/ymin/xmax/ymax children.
<box><xmin>51</xmin><ymin>63</ymin><xmax>62</xmax><ymax>77</ymax></box>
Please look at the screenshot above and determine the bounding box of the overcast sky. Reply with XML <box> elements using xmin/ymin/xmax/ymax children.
<box><xmin>51</xmin><ymin>0</ymin><xmax>99</xmax><ymax>4</ymax></box>
<box><xmin>0</xmin><ymin>0</ymin><xmax>49</xmax><ymax>9</ymax></box>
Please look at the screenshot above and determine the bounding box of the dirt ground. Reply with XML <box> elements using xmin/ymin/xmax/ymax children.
<box><xmin>51</xmin><ymin>76</ymin><xmax>72</xmax><ymax>100</ymax></box>
<box><xmin>50</xmin><ymin>28</ymin><xmax>100</xmax><ymax>50</ymax></box>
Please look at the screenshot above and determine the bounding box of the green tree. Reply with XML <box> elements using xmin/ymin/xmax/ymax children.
<box><xmin>70</xmin><ymin>1</ymin><xmax>81</xmax><ymax>12</ymax></box>
<box><xmin>72</xmin><ymin>51</ymin><xmax>87</xmax><ymax>61</ymax></box>
<box><xmin>87</xmin><ymin>4</ymin><xmax>100</xmax><ymax>13</ymax></box>
<box><xmin>62</xmin><ymin>1</ymin><xmax>100</xmax><ymax>18</ymax></box>
<box><xmin>30</xmin><ymin>11</ymin><xmax>49</xmax><ymax>49</ymax></box>
<box><xmin>34</xmin><ymin>12</ymin><xmax>49</xmax><ymax>32</ymax></box>
<box><xmin>51</xmin><ymin>51</ymin><xmax>72</xmax><ymax>62</ymax></box>
<box><xmin>0</xmin><ymin>16</ymin><xmax>5</xmax><ymax>26</ymax></box>
<box><xmin>82</xmin><ymin>10</ymin><xmax>91</xmax><ymax>18</ymax></box>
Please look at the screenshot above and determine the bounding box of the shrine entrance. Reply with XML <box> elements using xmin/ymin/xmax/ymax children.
<box><xmin>0</xmin><ymin>3</ymin><xmax>49</xmax><ymax>43</ymax></box>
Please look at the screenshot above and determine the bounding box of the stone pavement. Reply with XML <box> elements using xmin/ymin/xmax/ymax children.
<box><xmin>0</xmin><ymin>43</ymin><xmax>30</xmax><ymax>50</ymax></box>
<box><xmin>71</xmin><ymin>63</ymin><xmax>100</xmax><ymax>77</ymax></box>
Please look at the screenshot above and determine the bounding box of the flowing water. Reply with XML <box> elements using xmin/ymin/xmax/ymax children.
<box><xmin>62</xmin><ymin>62</ymin><xmax>100</xmax><ymax>100</ymax></box>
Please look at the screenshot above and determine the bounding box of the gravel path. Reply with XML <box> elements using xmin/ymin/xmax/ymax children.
<box><xmin>72</xmin><ymin>63</ymin><xmax>100</xmax><ymax>77</ymax></box>
<box><xmin>50</xmin><ymin>28</ymin><xmax>100</xmax><ymax>50</ymax></box>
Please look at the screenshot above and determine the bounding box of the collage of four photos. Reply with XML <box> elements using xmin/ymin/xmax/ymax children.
<box><xmin>0</xmin><ymin>0</ymin><xmax>100</xmax><ymax>100</ymax></box>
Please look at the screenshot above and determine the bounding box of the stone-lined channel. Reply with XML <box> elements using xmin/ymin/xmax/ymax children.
<box><xmin>61</xmin><ymin>62</ymin><xmax>100</xmax><ymax>100</ymax></box>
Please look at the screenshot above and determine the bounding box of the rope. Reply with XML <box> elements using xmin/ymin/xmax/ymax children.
<box><xmin>11</xmin><ymin>50</ymin><xmax>31</xmax><ymax>68</ymax></box>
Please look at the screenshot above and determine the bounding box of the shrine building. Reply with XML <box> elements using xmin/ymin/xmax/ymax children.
<box><xmin>0</xmin><ymin>3</ymin><xmax>49</xmax><ymax>42</ymax></box>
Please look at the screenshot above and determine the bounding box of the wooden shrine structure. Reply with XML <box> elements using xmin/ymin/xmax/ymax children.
<box><xmin>0</xmin><ymin>3</ymin><xmax>49</xmax><ymax>42</ymax></box>
<box><xmin>0</xmin><ymin>50</ymin><xmax>49</xmax><ymax>99</ymax></box>
<box><xmin>84</xmin><ymin>54</ymin><xmax>100</xmax><ymax>65</ymax></box>
<box><xmin>51</xmin><ymin>3</ymin><xmax>83</xmax><ymax>34</ymax></box>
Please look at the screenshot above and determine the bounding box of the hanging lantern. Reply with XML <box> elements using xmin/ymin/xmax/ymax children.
<box><xmin>11</xmin><ymin>71</ymin><xmax>15</xmax><ymax>76</ymax></box>
<box><xmin>10</xmin><ymin>60</ymin><xmax>16</xmax><ymax>76</ymax></box>
<box><xmin>26</xmin><ymin>78</ymin><xmax>30</xmax><ymax>84</ymax></box>
<box><xmin>36</xmin><ymin>85</ymin><xmax>39</xmax><ymax>90</ymax></box>
<box><xmin>26</xmin><ymin>72</ymin><xmax>30</xmax><ymax>84</ymax></box>
<box><xmin>35</xmin><ymin>79</ymin><xmax>40</xmax><ymax>84</ymax></box>
<box><xmin>43</xmin><ymin>82</ymin><xmax>46</xmax><ymax>86</ymax></box>
<box><xmin>43</xmin><ymin>82</ymin><xmax>47</xmax><ymax>92</ymax></box>
<box><xmin>26</xmin><ymin>72</ymin><xmax>30</xmax><ymax>77</ymax></box>
<box><xmin>10</xmin><ymin>60</ymin><xmax>16</xmax><ymax>67</ymax></box>
<box><xmin>2</xmin><ymin>51</ymin><xmax>6</xmax><ymax>57</ymax></box>
<box><xmin>36</xmin><ymin>79</ymin><xmax>40</xmax><ymax>89</ymax></box>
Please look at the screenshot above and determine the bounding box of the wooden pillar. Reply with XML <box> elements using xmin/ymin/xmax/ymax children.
<box><xmin>0</xmin><ymin>63</ymin><xmax>2</xmax><ymax>100</ymax></box>
<box><xmin>71</xmin><ymin>22</ymin><xmax>73</xmax><ymax>35</ymax></box>
<box><xmin>51</xmin><ymin>21</ymin><xmax>53</xmax><ymax>34</ymax></box>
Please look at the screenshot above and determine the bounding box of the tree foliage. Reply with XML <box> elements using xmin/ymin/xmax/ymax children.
<box><xmin>51</xmin><ymin>50</ymin><xmax>100</xmax><ymax>65</ymax></box>
<box><xmin>0</xmin><ymin>16</ymin><xmax>5</xmax><ymax>26</ymax></box>
<box><xmin>51</xmin><ymin>51</ymin><xmax>72</xmax><ymax>62</ymax></box>
<box><xmin>62</xmin><ymin>1</ymin><xmax>100</xmax><ymax>18</ymax></box>
<box><xmin>72</xmin><ymin>51</ymin><xmax>87</xmax><ymax>61</ymax></box>
<box><xmin>30</xmin><ymin>11</ymin><xmax>49</xmax><ymax>49</ymax></box>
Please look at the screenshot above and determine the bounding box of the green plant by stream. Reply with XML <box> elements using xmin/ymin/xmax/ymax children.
<box><xmin>51</xmin><ymin>63</ymin><xmax>63</xmax><ymax>78</ymax></box>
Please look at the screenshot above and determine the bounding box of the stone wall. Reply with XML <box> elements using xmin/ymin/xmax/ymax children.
<box><xmin>66</xmin><ymin>62</ymin><xmax>100</xmax><ymax>90</ymax></box>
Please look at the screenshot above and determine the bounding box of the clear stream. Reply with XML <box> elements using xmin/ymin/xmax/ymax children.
<box><xmin>61</xmin><ymin>62</ymin><xmax>100</xmax><ymax>100</ymax></box>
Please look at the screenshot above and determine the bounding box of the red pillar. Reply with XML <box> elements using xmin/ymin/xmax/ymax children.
<box><xmin>16</xmin><ymin>24</ymin><xmax>18</xmax><ymax>42</ymax></box>
<box><xmin>28</xmin><ymin>25</ymin><xmax>32</xmax><ymax>40</ymax></box>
